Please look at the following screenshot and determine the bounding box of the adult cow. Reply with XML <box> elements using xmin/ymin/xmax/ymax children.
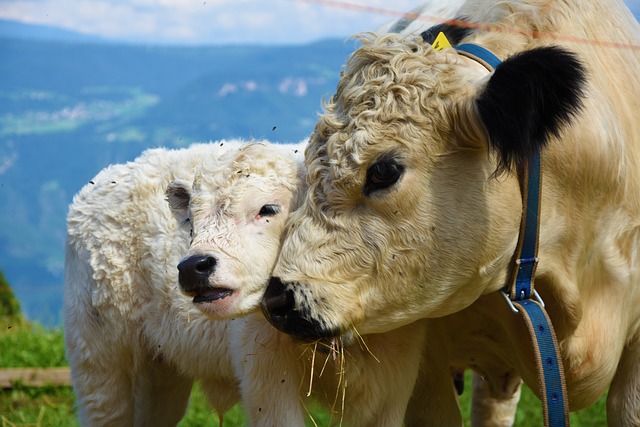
<box><xmin>262</xmin><ymin>0</ymin><xmax>640</xmax><ymax>424</ymax></box>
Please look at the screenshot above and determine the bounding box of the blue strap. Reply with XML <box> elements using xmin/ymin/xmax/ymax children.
<box><xmin>507</xmin><ymin>151</ymin><xmax>570</xmax><ymax>427</ymax></box>
<box><xmin>513</xmin><ymin>299</ymin><xmax>569</xmax><ymax>426</ymax></box>
<box><xmin>454</xmin><ymin>43</ymin><xmax>570</xmax><ymax>426</ymax></box>
<box><xmin>455</xmin><ymin>43</ymin><xmax>502</xmax><ymax>71</ymax></box>
<box><xmin>512</xmin><ymin>151</ymin><xmax>541</xmax><ymax>300</ymax></box>
<box><xmin>509</xmin><ymin>152</ymin><xmax>569</xmax><ymax>427</ymax></box>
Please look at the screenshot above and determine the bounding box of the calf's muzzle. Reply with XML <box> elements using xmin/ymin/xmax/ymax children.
<box><xmin>177</xmin><ymin>255</ymin><xmax>216</xmax><ymax>292</ymax></box>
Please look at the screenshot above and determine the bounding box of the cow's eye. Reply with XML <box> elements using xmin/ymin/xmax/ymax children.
<box><xmin>258</xmin><ymin>204</ymin><xmax>280</xmax><ymax>217</ymax></box>
<box><xmin>365</xmin><ymin>159</ymin><xmax>404</xmax><ymax>195</ymax></box>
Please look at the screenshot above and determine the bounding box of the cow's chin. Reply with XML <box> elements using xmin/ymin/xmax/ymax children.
<box><xmin>192</xmin><ymin>289</ymin><xmax>258</xmax><ymax>319</ymax></box>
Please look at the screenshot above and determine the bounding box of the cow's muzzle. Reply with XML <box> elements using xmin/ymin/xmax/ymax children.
<box><xmin>178</xmin><ymin>255</ymin><xmax>233</xmax><ymax>303</ymax></box>
<box><xmin>261</xmin><ymin>276</ymin><xmax>338</xmax><ymax>341</ymax></box>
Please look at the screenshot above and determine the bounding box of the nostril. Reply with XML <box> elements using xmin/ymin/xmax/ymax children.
<box><xmin>262</xmin><ymin>277</ymin><xmax>295</xmax><ymax>320</ymax></box>
<box><xmin>261</xmin><ymin>277</ymin><xmax>332</xmax><ymax>341</ymax></box>
<box><xmin>178</xmin><ymin>255</ymin><xmax>216</xmax><ymax>277</ymax></box>
<box><xmin>194</xmin><ymin>256</ymin><xmax>215</xmax><ymax>275</ymax></box>
<box><xmin>178</xmin><ymin>255</ymin><xmax>216</xmax><ymax>292</ymax></box>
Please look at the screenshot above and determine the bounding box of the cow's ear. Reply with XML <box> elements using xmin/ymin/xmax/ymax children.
<box><xmin>166</xmin><ymin>179</ymin><xmax>191</xmax><ymax>223</ymax></box>
<box><xmin>476</xmin><ymin>46</ymin><xmax>586</xmax><ymax>173</ymax></box>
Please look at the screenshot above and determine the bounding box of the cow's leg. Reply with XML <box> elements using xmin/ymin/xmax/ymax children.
<box><xmin>470</xmin><ymin>370</ymin><xmax>521</xmax><ymax>427</ymax></box>
<box><xmin>133</xmin><ymin>357</ymin><xmax>193</xmax><ymax>427</ymax></box>
<box><xmin>607</xmin><ymin>338</ymin><xmax>640</xmax><ymax>426</ymax></box>
<box><xmin>405</xmin><ymin>364</ymin><xmax>462</xmax><ymax>426</ymax></box>
<box><xmin>405</xmin><ymin>329</ymin><xmax>462</xmax><ymax>427</ymax></box>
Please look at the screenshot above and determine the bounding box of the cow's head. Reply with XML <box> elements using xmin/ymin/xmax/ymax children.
<box><xmin>262</xmin><ymin>33</ymin><xmax>586</xmax><ymax>340</ymax></box>
<box><xmin>167</xmin><ymin>143</ymin><xmax>305</xmax><ymax>318</ymax></box>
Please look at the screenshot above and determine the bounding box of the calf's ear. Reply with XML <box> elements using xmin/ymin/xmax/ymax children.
<box><xmin>166</xmin><ymin>179</ymin><xmax>191</xmax><ymax>223</ymax></box>
<box><xmin>476</xmin><ymin>46</ymin><xmax>586</xmax><ymax>173</ymax></box>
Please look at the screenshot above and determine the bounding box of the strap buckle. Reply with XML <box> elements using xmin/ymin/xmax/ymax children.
<box><xmin>500</xmin><ymin>289</ymin><xmax>545</xmax><ymax>313</ymax></box>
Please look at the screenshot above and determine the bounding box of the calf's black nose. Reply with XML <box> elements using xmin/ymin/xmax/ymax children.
<box><xmin>178</xmin><ymin>255</ymin><xmax>216</xmax><ymax>292</ymax></box>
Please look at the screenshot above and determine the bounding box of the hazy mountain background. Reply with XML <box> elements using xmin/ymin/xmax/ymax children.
<box><xmin>0</xmin><ymin>20</ymin><xmax>356</xmax><ymax>325</ymax></box>
<box><xmin>2</xmin><ymin>7</ymin><xmax>639</xmax><ymax>325</ymax></box>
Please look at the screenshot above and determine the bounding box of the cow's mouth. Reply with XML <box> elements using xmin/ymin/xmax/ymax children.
<box><xmin>191</xmin><ymin>288</ymin><xmax>234</xmax><ymax>303</ymax></box>
<box><xmin>314</xmin><ymin>333</ymin><xmax>354</xmax><ymax>355</ymax></box>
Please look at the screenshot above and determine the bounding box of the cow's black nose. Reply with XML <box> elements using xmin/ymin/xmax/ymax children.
<box><xmin>178</xmin><ymin>255</ymin><xmax>216</xmax><ymax>292</ymax></box>
<box><xmin>262</xmin><ymin>277</ymin><xmax>296</xmax><ymax>323</ymax></box>
<box><xmin>261</xmin><ymin>277</ymin><xmax>332</xmax><ymax>341</ymax></box>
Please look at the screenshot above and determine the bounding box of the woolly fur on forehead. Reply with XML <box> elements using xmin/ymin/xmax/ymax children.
<box><xmin>190</xmin><ymin>143</ymin><xmax>302</xmax><ymax>218</ymax></box>
<box><xmin>306</xmin><ymin>33</ymin><xmax>480</xmax><ymax>213</ymax></box>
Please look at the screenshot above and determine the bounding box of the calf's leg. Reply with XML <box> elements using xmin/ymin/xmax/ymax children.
<box><xmin>133</xmin><ymin>357</ymin><xmax>193</xmax><ymax>427</ymax></box>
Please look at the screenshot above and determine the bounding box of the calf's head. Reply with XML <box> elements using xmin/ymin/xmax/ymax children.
<box><xmin>262</xmin><ymin>34</ymin><xmax>586</xmax><ymax>340</ymax></box>
<box><xmin>167</xmin><ymin>143</ymin><xmax>304</xmax><ymax>318</ymax></box>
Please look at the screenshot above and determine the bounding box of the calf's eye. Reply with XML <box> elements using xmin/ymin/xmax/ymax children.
<box><xmin>365</xmin><ymin>159</ymin><xmax>404</xmax><ymax>195</ymax></box>
<box><xmin>258</xmin><ymin>204</ymin><xmax>281</xmax><ymax>217</ymax></box>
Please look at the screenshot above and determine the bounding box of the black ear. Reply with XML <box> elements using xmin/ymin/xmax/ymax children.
<box><xmin>476</xmin><ymin>46</ymin><xmax>586</xmax><ymax>173</ymax></box>
<box><xmin>166</xmin><ymin>179</ymin><xmax>191</xmax><ymax>223</ymax></box>
<box><xmin>421</xmin><ymin>19</ymin><xmax>474</xmax><ymax>46</ymax></box>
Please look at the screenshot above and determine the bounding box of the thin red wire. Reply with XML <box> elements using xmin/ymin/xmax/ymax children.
<box><xmin>290</xmin><ymin>0</ymin><xmax>640</xmax><ymax>51</ymax></box>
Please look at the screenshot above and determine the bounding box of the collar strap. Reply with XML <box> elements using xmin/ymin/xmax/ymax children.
<box><xmin>508</xmin><ymin>154</ymin><xmax>542</xmax><ymax>300</ymax></box>
<box><xmin>454</xmin><ymin>42</ymin><xmax>571</xmax><ymax>427</ymax></box>
<box><xmin>455</xmin><ymin>43</ymin><xmax>502</xmax><ymax>71</ymax></box>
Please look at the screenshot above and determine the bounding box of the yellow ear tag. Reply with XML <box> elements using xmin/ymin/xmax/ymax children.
<box><xmin>432</xmin><ymin>32</ymin><xmax>452</xmax><ymax>51</ymax></box>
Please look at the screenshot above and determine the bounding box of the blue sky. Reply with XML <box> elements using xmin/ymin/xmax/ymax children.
<box><xmin>0</xmin><ymin>0</ymin><xmax>639</xmax><ymax>45</ymax></box>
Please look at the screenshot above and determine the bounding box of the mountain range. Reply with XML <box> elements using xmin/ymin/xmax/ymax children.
<box><xmin>3</xmin><ymin>12</ymin><xmax>639</xmax><ymax>325</ymax></box>
<box><xmin>0</xmin><ymin>20</ymin><xmax>356</xmax><ymax>325</ymax></box>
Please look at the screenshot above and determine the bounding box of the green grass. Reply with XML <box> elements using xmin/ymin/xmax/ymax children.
<box><xmin>0</xmin><ymin>318</ymin><xmax>607</xmax><ymax>426</ymax></box>
<box><xmin>1</xmin><ymin>385</ymin><xmax>78</xmax><ymax>426</ymax></box>
<box><xmin>0</xmin><ymin>321</ymin><xmax>66</xmax><ymax>368</ymax></box>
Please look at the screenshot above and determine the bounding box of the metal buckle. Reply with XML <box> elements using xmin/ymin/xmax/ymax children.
<box><xmin>500</xmin><ymin>289</ymin><xmax>545</xmax><ymax>313</ymax></box>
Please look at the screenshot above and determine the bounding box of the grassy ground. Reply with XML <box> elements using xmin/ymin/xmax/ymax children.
<box><xmin>1</xmin><ymin>317</ymin><xmax>607</xmax><ymax>426</ymax></box>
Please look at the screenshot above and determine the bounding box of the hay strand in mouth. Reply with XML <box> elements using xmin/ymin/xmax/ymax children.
<box><xmin>307</xmin><ymin>342</ymin><xmax>318</xmax><ymax>397</ymax></box>
<box><xmin>353</xmin><ymin>327</ymin><xmax>381</xmax><ymax>363</ymax></box>
<box><xmin>319</xmin><ymin>345</ymin><xmax>332</xmax><ymax>378</ymax></box>
<box><xmin>302</xmin><ymin>337</ymin><xmax>351</xmax><ymax>426</ymax></box>
<box><xmin>337</xmin><ymin>339</ymin><xmax>346</xmax><ymax>427</ymax></box>
<box><xmin>340</xmin><ymin>377</ymin><xmax>347</xmax><ymax>427</ymax></box>
<box><xmin>300</xmin><ymin>395</ymin><xmax>319</xmax><ymax>427</ymax></box>
<box><xmin>325</xmin><ymin>336</ymin><xmax>347</xmax><ymax>426</ymax></box>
